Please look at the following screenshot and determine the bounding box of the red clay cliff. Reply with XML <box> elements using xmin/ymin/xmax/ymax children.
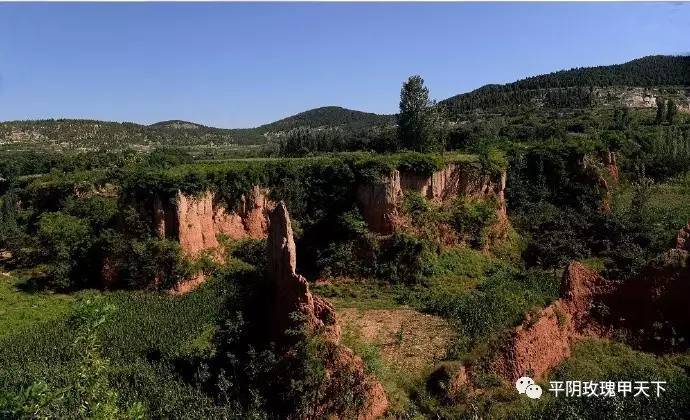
<box><xmin>268</xmin><ymin>201</ymin><xmax>388</xmax><ymax>419</ymax></box>
<box><xmin>155</xmin><ymin>187</ymin><xmax>274</xmax><ymax>257</ymax></box>
<box><xmin>356</xmin><ymin>163</ymin><xmax>507</xmax><ymax>235</ymax></box>
<box><xmin>492</xmin><ymin>262</ymin><xmax>612</xmax><ymax>381</ymax></box>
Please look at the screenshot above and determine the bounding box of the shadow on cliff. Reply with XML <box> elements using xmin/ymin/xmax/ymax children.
<box><xmin>605</xmin><ymin>249</ymin><xmax>690</xmax><ymax>353</ymax></box>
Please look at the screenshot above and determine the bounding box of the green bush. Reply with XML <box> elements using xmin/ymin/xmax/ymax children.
<box><xmin>478</xmin><ymin>147</ymin><xmax>508</xmax><ymax>177</ymax></box>
<box><xmin>402</xmin><ymin>191</ymin><xmax>430</xmax><ymax>217</ymax></box>
<box><xmin>396</xmin><ymin>152</ymin><xmax>443</xmax><ymax>177</ymax></box>
<box><xmin>404</xmin><ymin>266</ymin><xmax>559</xmax><ymax>352</ymax></box>
<box><xmin>353</xmin><ymin>158</ymin><xmax>396</xmax><ymax>183</ymax></box>
<box><xmin>377</xmin><ymin>233</ymin><xmax>436</xmax><ymax>285</ymax></box>
<box><xmin>316</xmin><ymin>210</ymin><xmax>378</xmax><ymax>278</ymax></box>
<box><xmin>63</xmin><ymin>195</ymin><xmax>118</xmax><ymax>231</ymax></box>
<box><xmin>107</xmin><ymin>235</ymin><xmax>192</xmax><ymax>289</ymax></box>
<box><xmin>450</xmin><ymin>197</ymin><xmax>498</xmax><ymax>248</ymax></box>
<box><xmin>0</xmin><ymin>191</ymin><xmax>20</xmax><ymax>248</ymax></box>
<box><xmin>228</xmin><ymin>238</ymin><xmax>268</xmax><ymax>268</ymax></box>
<box><xmin>37</xmin><ymin>212</ymin><xmax>93</xmax><ymax>290</ymax></box>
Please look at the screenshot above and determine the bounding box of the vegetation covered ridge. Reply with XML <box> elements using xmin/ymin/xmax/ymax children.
<box><xmin>441</xmin><ymin>55</ymin><xmax>690</xmax><ymax>113</ymax></box>
<box><xmin>23</xmin><ymin>151</ymin><xmax>483</xmax><ymax>199</ymax></box>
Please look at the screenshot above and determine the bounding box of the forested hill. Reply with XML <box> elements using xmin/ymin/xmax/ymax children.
<box><xmin>257</xmin><ymin>106</ymin><xmax>395</xmax><ymax>133</ymax></box>
<box><xmin>149</xmin><ymin>120</ymin><xmax>208</xmax><ymax>130</ymax></box>
<box><xmin>0</xmin><ymin>119</ymin><xmax>266</xmax><ymax>149</ymax></box>
<box><xmin>0</xmin><ymin>108</ymin><xmax>394</xmax><ymax>150</ymax></box>
<box><xmin>441</xmin><ymin>55</ymin><xmax>690</xmax><ymax>114</ymax></box>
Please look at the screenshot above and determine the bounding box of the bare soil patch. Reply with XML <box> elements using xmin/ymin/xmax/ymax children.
<box><xmin>338</xmin><ymin>307</ymin><xmax>455</xmax><ymax>374</ymax></box>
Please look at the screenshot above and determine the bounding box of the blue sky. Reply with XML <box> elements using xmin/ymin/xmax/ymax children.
<box><xmin>1</xmin><ymin>2</ymin><xmax>688</xmax><ymax>128</ymax></box>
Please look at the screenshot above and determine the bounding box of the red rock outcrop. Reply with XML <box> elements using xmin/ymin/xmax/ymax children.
<box><xmin>152</xmin><ymin>195</ymin><xmax>168</xmax><ymax>238</ymax></box>
<box><xmin>487</xmin><ymin>222</ymin><xmax>690</xmax><ymax>384</ymax></box>
<box><xmin>356</xmin><ymin>163</ymin><xmax>507</xmax><ymax>235</ymax></box>
<box><xmin>268</xmin><ymin>201</ymin><xmax>388</xmax><ymax>419</ymax></box>
<box><xmin>155</xmin><ymin>187</ymin><xmax>274</xmax><ymax>257</ymax></box>
<box><xmin>150</xmin><ymin>187</ymin><xmax>274</xmax><ymax>293</ymax></box>
<box><xmin>269</xmin><ymin>201</ymin><xmax>341</xmax><ymax>343</ymax></box>
<box><xmin>356</xmin><ymin>171</ymin><xmax>403</xmax><ymax>235</ymax></box>
<box><xmin>492</xmin><ymin>262</ymin><xmax>611</xmax><ymax>381</ymax></box>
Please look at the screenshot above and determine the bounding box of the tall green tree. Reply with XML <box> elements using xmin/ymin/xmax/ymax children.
<box><xmin>666</xmin><ymin>99</ymin><xmax>677</xmax><ymax>124</ymax></box>
<box><xmin>0</xmin><ymin>192</ymin><xmax>19</xmax><ymax>246</ymax></box>
<box><xmin>397</xmin><ymin>75</ymin><xmax>447</xmax><ymax>152</ymax></box>
<box><xmin>655</xmin><ymin>98</ymin><xmax>666</xmax><ymax>124</ymax></box>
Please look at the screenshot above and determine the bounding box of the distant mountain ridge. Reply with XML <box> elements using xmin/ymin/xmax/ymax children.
<box><xmin>0</xmin><ymin>118</ymin><xmax>264</xmax><ymax>149</ymax></box>
<box><xmin>2</xmin><ymin>55</ymin><xmax>689</xmax><ymax>148</ymax></box>
<box><xmin>440</xmin><ymin>55</ymin><xmax>690</xmax><ymax>113</ymax></box>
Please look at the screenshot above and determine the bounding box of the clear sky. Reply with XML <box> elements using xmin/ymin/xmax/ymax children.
<box><xmin>1</xmin><ymin>2</ymin><xmax>688</xmax><ymax>128</ymax></box>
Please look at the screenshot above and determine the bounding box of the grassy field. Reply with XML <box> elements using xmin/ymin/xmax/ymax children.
<box><xmin>613</xmin><ymin>172</ymin><xmax>690</xmax><ymax>248</ymax></box>
<box><xmin>0</xmin><ymin>268</ymin><xmax>243</xmax><ymax>418</ymax></box>
<box><xmin>0</xmin><ymin>271</ymin><xmax>74</xmax><ymax>338</ymax></box>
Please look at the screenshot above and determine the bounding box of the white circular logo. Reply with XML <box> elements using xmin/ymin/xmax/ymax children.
<box><xmin>525</xmin><ymin>384</ymin><xmax>543</xmax><ymax>399</ymax></box>
<box><xmin>515</xmin><ymin>376</ymin><xmax>535</xmax><ymax>394</ymax></box>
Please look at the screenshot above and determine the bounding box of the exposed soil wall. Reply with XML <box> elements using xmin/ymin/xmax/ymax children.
<box><xmin>356</xmin><ymin>163</ymin><xmax>507</xmax><ymax>235</ymax></box>
<box><xmin>492</xmin><ymin>262</ymin><xmax>612</xmax><ymax>381</ymax></box>
<box><xmin>491</xmin><ymin>229</ymin><xmax>690</xmax><ymax>383</ymax></box>
<box><xmin>268</xmin><ymin>202</ymin><xmax>388</xmax><ymax>419</ymax></box>
<box><xmin>607</xmin><ymin>246</ymin><xmax>690</xmax><ymax>352</ymax></box>
<box><xmin>154</xmin><ymin>186</ymin><xmax>275</xmax><ymax>257</ymax></box>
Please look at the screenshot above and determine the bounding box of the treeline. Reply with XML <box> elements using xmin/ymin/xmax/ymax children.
<box><xmin>0</xmin><ymin>148</ymin><xmax>194</xmax><ymax>181</ymax></box>
<box><xmin>442</xmin><ymin>55</ymin><xmax>690</xmax><ymax>113</ymax></box>
<box><xmin>274</xmin><ymin>126</ymin><xmax>398</xmax><ymax>156</ymax></box>
<box><xmin>442</xmin><ymin>86</ymin><xmax>595</xmax><ymax>113</ymax></box>
<box><xmin>0</xmin><ymin>119</ymin><xmax>265</xmax><ymax>148</ymax></box>
<box><xmin>514</xmin><ymin>55</ymin><xmax>690</xmax><ymax>90</ymax></box>
<box><xmin>277</xmin><ymin>76</ymin><xmax>451</xmax><ymax>156</ymax></box>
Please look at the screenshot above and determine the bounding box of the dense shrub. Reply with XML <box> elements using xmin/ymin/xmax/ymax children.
<box><xmin>0</xmin><ymin>191</ymin><xmax>21</xmax><ymax>251</ymax></box>
<box><xmin>403</xmin><ymin>265</ymin><xmax>559</xmax><ymax>352</ymax></box>
<box><xmin>106</xmin><ymin>234</ymin><xmax>192</xmax><ymax>289</ymax></box>
<box><xmin>396</xmin><ymin>152</ymin><xmax>443</xmax><ymax>177</ymax></box>
<box><xmin>477</xmin><ymin>146</ymin><xmax>508</xmax><ymax>177</ymax></box>
<box><xmin>376</xmin><ymin>233</ymin><xmax>436</xmax><ymax>285</ymax></box>
<box><xmin>450</xmin><ymin>197</ymin><xmax>499</xmax><ymax>248</ymax></box>
<box><xmin>37</xmin><ymin>212</ymin><xmax>93</xmax><ymax>290</ymax></box>
<box><xmin>228</xmin><ymin>238</ymin><xmax>268</xmax><ymax>268</ymax></box>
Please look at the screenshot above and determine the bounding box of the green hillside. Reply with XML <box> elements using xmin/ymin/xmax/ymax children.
<box><xmin>2</xmin><ymin>56</ymin><xmax>688</xmax><ymax>153</ymax></box>
<box><xmin>441</xmin><ymin>55</ymin><xmax>690</xmax><ymax>113</ymax></box>
<box><xmin>257</xmin><ymin>106</ymin><xmax>395</xmax><ymax>133</ymax></box>
<box><xmin>0</xmin><ymin>119</ymin><xmax>265</xmax><ymax>151</ymax></box>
